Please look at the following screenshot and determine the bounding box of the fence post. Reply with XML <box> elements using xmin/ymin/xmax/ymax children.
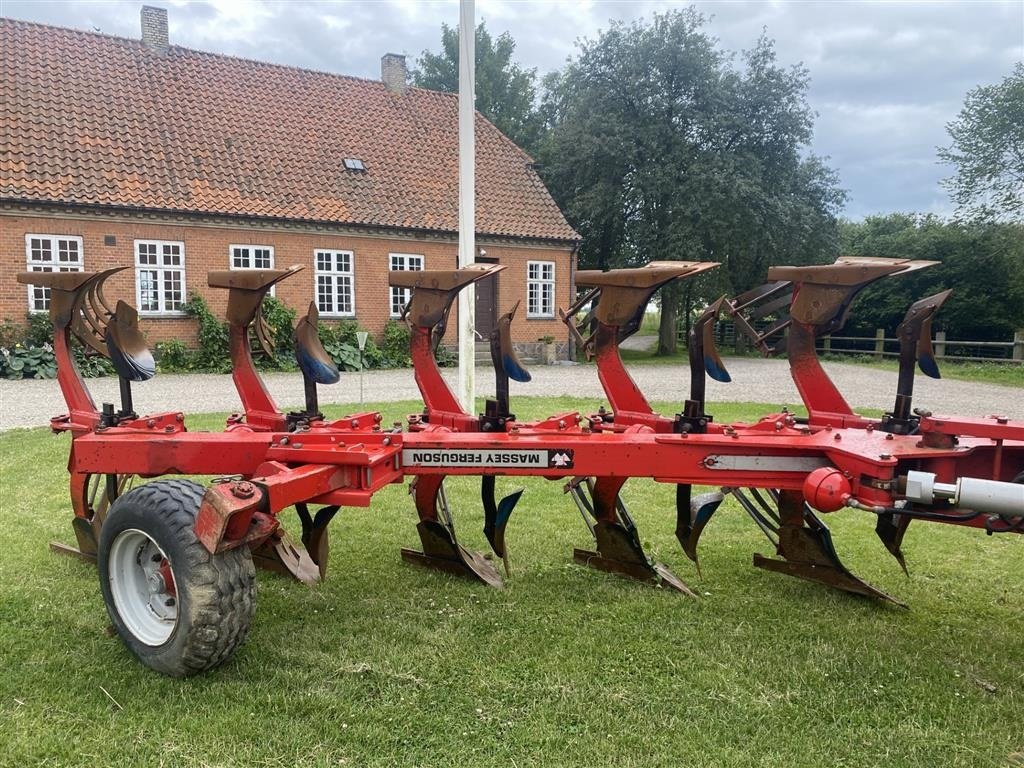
<box><xmin>935</xmin><ymin>331</ymin><xmax>946</xmax><ymax>359</ymax></box>
<box><xmin>1014</xmin><ymin>330</ymin><xmax>1024</xmax><ymax>361</ymax></box>
<box><xmin>874</xmin><ymin>328</ymin><xmax>884</xmax><ymax>359</ymax></box>
<box><xmin>823</xmin><ymin>336</ymin><xmax>831</xmax><ymax>355</ymax></box>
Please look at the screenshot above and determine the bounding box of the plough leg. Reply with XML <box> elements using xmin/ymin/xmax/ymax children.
<box><xmin>752</xmin><ymin>490</ymin><xmax>905</xmax><ymax>606</ymax></box>
<box><xmin>571</xmin><ymin>477</ymin><xmax>695</xmax><ymax>595</ymax></box>
<box><xmin>51</xmin><ymin>472</ymin><xmax>133</xmax><ymax>564</ymax></box>
<box><xmin>401</xmin><ymin>476</ymin><xmax>504</xmax><ymax>588</ymax></box>
<box><xmin>675</xmin><ymin>483</ymin><xmax>725</xmax><ymax>575</ymax></box>
<box><xmin>296</xmin><ymin>502</ymin><xmax>340</xmax><ymax>580</ymax></box>
<box><xmin>251</xmin><ymin>528</ymin><xmax>321</xmax><ymax>586</ymax></box>
<box><xmin>875</xmin><ymin>512</ymin><xmax>911</xmax><ymax>577</ymax></box>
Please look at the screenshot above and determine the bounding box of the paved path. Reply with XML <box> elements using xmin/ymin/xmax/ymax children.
<box><xmin>1</xmin><ymin>357</ymin><xmax>1020</xmax><ymax>430</ymax></box>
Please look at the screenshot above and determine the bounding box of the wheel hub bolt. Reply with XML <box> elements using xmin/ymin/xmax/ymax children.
<box><xmin>231</xmin><ymin>481</ymin><xmax>256</xmax><ymax>499</ymax></box>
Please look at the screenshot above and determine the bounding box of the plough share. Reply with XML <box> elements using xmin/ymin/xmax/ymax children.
<box><xmin>17</xmin><ymin>256</ymin><xmax>1022</xmax><ymax>676</ymax></box>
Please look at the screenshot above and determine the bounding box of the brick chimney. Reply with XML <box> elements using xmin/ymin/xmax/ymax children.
<box><xmin>381</xmin><ymin>53</ymin><xmax>407</xmax><ymax>95</ymax></box>
<box><xmin>141</xmin><ymin>6</ymin><xmax>169</xmax><ymax>52</ymax></box>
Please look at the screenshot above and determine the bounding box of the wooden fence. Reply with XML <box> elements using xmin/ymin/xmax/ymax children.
<box><xmin>820</xmin><ymin>330</ymin><xmax>1024</xmax><ymax>364</ymax></box>
<box><xmin>706</xmin><ymin>323</ymin><xmax>1024</xmax><ymax>364</ymax></box>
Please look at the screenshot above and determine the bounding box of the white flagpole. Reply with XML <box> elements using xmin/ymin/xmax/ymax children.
<box><xmin>457</xmin><ymin>0</ymin><xmax>476</xmax><ymax>412</ymax></box>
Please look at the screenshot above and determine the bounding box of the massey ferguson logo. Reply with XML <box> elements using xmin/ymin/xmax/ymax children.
<box><xmin>548</xmin><ymin>450</ymin><xmax>574</xmax><ymax>469</ymax></box>
<box><xmin>401</xmin><ymin>448</ymin><xmax>574</xmax><ymax>469</ymax></box>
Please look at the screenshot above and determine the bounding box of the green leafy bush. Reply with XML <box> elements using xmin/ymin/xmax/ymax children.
<box><xmin>259</xmin><ymin>296</ymin><xmax>298</xmax><ymax>371</ymax></box>
<box><xmin>0</xmin><ymin>343</ymin><xmax>57</xmax><ymax>379</ymax></box>
<box><xmin>0</xmin><ymin>315</ymin><xmax>112</xmax><ymax>380</ymax></box>
<box><xmin>73</xmin><ymin>347</ymin><xmax>115</xmax><ymax>378</ymax></box>
<box><xmin>380</xmin><ymin>319</ymin><xmax>411</xmax><ymax>368</ymax></box>
<box><xmin>155</xmin><ymin>339</ymin><xmax>192</xmax><ymax>372</ymax></box>
<box><xmin>434</xmin><ymin>344</ymin><xmax>457</xmax><ymax>367</ymax></box>
<box><xmin>317</xmin><ymin>319</ymin><xmax>384</xmax><ymax>372</ymax></box>
<box><xmin>181</xmin><ymin>295</ymin><xmax>231</xmax><ymax>373</ymax></box>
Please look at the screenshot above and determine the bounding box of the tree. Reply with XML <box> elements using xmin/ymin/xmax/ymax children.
<box><xmin>412</xmin><ymin>21</ymin><xmax>542</xmax><ymax>152</ymax></box>
<box><xmin>939</xmin><ymin>63</ymin><xmax>1024</xmax><ymax>222</ymax></box>
<box><xmin>840</xmin><ymin>214</ymin><xmax>1024</xmax><ymax>341</ymax></box>
<box><xmin>538</xmin><ymin>11</ymin><xmax>845</xmax><ymax>354</ymax></box>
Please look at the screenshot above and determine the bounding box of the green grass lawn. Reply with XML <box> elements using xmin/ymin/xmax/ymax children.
<box><xmin>1</xmin><ymin>398</ymin><xmax>1022</xmax><ymax>767</ymax></box>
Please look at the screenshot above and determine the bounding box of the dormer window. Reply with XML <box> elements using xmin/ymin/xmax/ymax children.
<box><xmin>343</xmin><ymin>158</ymin><xmax>366</xmax><ymax>172</ymax></box>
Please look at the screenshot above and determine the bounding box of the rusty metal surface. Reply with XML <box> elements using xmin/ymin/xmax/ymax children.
<box><xmin>389</xmin><ymin>263</ymin><xmax>504</xmax><ymax>330</ymax></box>
<box><xmin>752</xmin><ymin>490</ymin><xmax>906</xmax><ymax>605</ymax></box>
<box><xmin>208</xmin><ymin>266</ymin><xmax>303</xmax><ymax>327</ymax></box>
<box><xmin>401</xmin><ymin>520</ymin><xmax>504</xmax><ymax>588</ymax></box>
<box><xmin>574</xmin><ymin>261</ymin><xmax>718</xmax><ymax>331</ymax></box>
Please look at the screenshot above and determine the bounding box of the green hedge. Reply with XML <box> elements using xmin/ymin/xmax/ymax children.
<box><xmin>0</xmin><ymin>298</ymin><xmax>421</xmax><ymax>380</ymax></box>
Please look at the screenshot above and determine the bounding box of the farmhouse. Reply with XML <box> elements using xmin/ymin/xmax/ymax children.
<box><xmin>0</xmin><ymin>8</ymin><xmax>579</xmax><ymax>354</ymax></box>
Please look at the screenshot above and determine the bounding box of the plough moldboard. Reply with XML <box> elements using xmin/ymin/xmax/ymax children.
<box><xmin>16</xmin><ymin>257</ymin><xmax>1023</xmax><ymax>676</ymax></box>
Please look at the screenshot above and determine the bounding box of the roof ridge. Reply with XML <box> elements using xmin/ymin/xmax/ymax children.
<box><xmin>0</xmin><ymin>14</ymin><xmax>448</xmax><ymax>98</ymax></box>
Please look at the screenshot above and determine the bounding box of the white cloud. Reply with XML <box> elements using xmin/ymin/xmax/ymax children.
<box><xmin>1</xmin><ymin>0</ymin><xmax>1020</xmax><ymax>217</ymax></box>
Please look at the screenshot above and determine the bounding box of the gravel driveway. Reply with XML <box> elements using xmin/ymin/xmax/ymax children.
<box><xmin>1</xmin><ymin>357</ymin><xmax>1020</xmax><ymax>431</ymax></box>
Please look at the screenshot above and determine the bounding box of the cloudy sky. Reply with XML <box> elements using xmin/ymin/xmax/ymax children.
<box><xmin>2</xmin><ymin>0</ymin><xmax>1021</xmax><ymax>219</ymax></box>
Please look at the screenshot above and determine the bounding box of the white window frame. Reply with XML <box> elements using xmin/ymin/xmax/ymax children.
<box><xmin>230</xmin><ymin>244</ymin><xmax>276</xmax><ymax>296</ymax></box>
<box><xmin>314</xmin><ymin>249</ymin><xmax>356</xmax><ymax>317</ymax></box>
<box><xmin>388</xmin><ymin>253</ymin><xmax>424</xmax><ymax>318</ymax></box>
<box><xmin>24</xmin><ymin>234</ymin><xmax>84</xmax><ymax>313</ymax></box>
<box><xmin>135</xmin><ymin>239</ymin><xmax>187</xmax><ymax>316</ymax></box>
<box><xmin>527</xmin><ymin>260</ymin><xmax>556</xmax><ymax>319</ymax></box>
<box><xmin>230</xmin><ymin>244</ymin><xmax>275</xmax><ymax>271</ymax></box>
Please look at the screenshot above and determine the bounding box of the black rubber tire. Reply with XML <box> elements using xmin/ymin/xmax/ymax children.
<box><xmin>98</xmin><ymin>479</ymin><xmax>257</xmax><ymax>677</ymax></box>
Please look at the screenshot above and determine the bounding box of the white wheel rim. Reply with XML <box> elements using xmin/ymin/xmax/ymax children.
<box><xmin>108</xmin><ymin>528</ymin><xmax>178</xmax><ymax>646</ymax></box>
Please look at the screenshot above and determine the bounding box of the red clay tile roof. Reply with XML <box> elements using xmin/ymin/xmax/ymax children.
<box><xmin>0</xmin><ymin>18</ymin><xmax>578</xmax><ymax>242</ymax></box>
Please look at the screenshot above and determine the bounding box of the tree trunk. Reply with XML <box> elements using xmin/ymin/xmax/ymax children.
<box><xmin>657</xmin><ymin>283</ymin><xmax>680</xmax><ymax>356</ymax></box>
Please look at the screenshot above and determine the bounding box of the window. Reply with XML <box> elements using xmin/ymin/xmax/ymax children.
<box><xmin>24</xmin><ymin>234</ymin><xmax>84</xmax><ymax>312</ymax></box>
<box><xmin>230</xmin><ymin>244</ymin><xmax>275</xmax><ymax>295</ymax></box>
<box><xmin>389</xmin><ymin>253</ymin><xmax>424</xmax><ymax>317</ymax></box>
<box><xmin>527</xmin><ymin>261</ymin><xmax>555</xmax><ymax>318</ymax></box>
<box><xmin>135</xmin><ymin>240</ymin><xmax>186</xmax><ymax>314</ymax></box>
<box><xmin>230</xmin><ymin>244</ymin><xmax>274</xmax><ymax>270</ymax></box>
<box><xmin>315</xmin><ymin>250</ymin><xmax>355</xmax><ymax>317</ymax></box>
<box><xmin>343</xmin><ymin>158</ymin><xmax>366</xmax><ymax>172</ymax></box>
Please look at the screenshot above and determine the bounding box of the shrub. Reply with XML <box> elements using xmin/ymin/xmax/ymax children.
<box><xmin>0</xmin><ymin>343</ymin><xmax>56</xmax><ymax>379</ymax></box>
<box><xmin>0</xmin><ymin>315</ymin><xmax>112</xmax><ymax>380</ymax></box>
<box><xmin>317</xmin><ymin>319</ymin><xmax>384</xmax><ymax>372</ymax></box>
<box><xmin>155</xmin><ymin>339</ymin><xmax>193</xmax><ymax>372</ymax></box>
<box><xmin>181</xmin><ymin>295</ymin><xmax>231</xmax><ymax>373</ymax></box>
<box><xmin>258</xmin><ymin>296</ymin><xmax>298</xmax><ymax>371</ymax></box>
<box><xmin>380</xmin><ymin>319</ymin><xmax>411</xmax><ymax>368</ymax></box>
<box><xmin>434</xmin><ymin>344</ymin><xmax>457</xmax><ymax>367</ymax></box>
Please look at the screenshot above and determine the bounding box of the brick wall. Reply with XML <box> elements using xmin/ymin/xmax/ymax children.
<box><xmin>0</xmin><ymin>210</ymin><xmax>575</xmax><ymax>350</ymax></box>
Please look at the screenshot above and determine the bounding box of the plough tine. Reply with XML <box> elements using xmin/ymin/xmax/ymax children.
<box><xmin>674</xmin><ymin>484</ymin><xmax>725</xmax><ymax>575</ymax></box>
<box><xmin>481</xmin><ymin>476</ymin><xmax>523</xmax><ymax>577</ymax></box>
<box><xmin>752</xmin><ymin>490</ymin><xmax>906</xmax><ymax>606</ymax></box>
<box><xmin>572</xmin><ymin>477</ymin><xmax>695</xmax><ymax>596</ymax></box>
<box><xmin>749</xmin><ymin>488</ymin><xmax>782</xmax><ymax>526</ymax></box>
<box><xmin>296</xmin><ymin>502</ymin><xmax>340</xmax><ymax>580</ymax></box>
<box><xmin>885</xmin><ymin>288</ymin><xmax>953</xmax><ymax>432</ymax></box>
<box><xmin>730</xmin><ymin>488</ymin><xmax>780</xmax><ymax>546</ymax></box>
<box><xmin>251</xmin><ymin>528</ymin><xmax>321</xmax><ymax>585</ymax></box>
<box><xmin>875</xmin><ymin>512</ymin><xmax>911</xmax><ymax>577</ymax></box>
<box><xmin>566</xmin><ymin>477</ymin><xmax>597</xmax><ymax>535</ymax></box>
<box><xmin>400</xmin><ymin>476</ymin><xmax>503</xmax><ymax>588</ymax></box>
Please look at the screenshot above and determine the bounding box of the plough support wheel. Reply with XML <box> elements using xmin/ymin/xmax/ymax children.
<box><xmin>98</xmin><ymin>479</ymin><xmax>256</xmax><ymax>677</ymax></box>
